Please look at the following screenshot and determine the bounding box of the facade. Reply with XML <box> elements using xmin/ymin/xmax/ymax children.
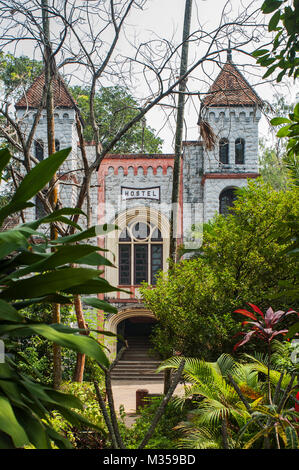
<box><xmin>15</xmin><ymin>53</ymin><xmax>262</xmax><ymax>359</ymax></box>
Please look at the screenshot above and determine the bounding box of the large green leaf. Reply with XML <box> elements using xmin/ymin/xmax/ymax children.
<box><xmin>51</xmin><ymin>223</ymin><xmax>117</xmax><ymax>244</ymax></box>
<box><xmin>27</xmin><ymin>323</ymin><xmax>110</xmax><ymax>368</ymax></box>
<box><xmin>0</xmin><ymin>148</ymin><xmax>11</xmax><ymax>176</ymax></box>
<box><xmin>0</xmin><ymin>267</ymin><xmax>101</xmax><ymax>300</ymax></box>
<box><xmin>0</xmin><ymin>299</ymin><xmax>23</xmax><ymax>322</ymax></box>
<box><xmin>75</xmin><ymin>251</ymin><xmax>115</xmax><ymax>267</ymax></box>
<box><xmin>0</xmin><ymin>230</ymin><xmax>29</xmax><ymax>258</ymax></box>
<box><xmin>82</xmin><ymin>297</ymin><xmax>118</xmax><ymax>314</ymax></box>
<box><xmin>0</xmin><ymin>395</ymin><xmax>29</xmax><ymax>447</ymax></box>
<box><xmin>3</xmin><ymin>244</ymin><xmax>104</xmax><ymax>280</ymax></box>
<box><xmin>10</xmin><ymin>148</ymin><xmax>71</xmax><ymax>206</ymax></box>
<box><xmin>62</xmin><ymin>278</ymin><xmax>124</xmax><ymax>295</ymax></box>
<box><xmin>0</xmin><ymin>148</ymin><xmax>71</xmax><ymax>222</ymax></box>
<box><xmin>0</xmin><ymin>323</ymin><xmax>110</xmax><ymax>368</ymax></box>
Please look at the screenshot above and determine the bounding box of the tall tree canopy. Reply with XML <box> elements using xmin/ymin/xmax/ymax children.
<box><xmin>140</xmin><ymin>180</ymin><xmax>299</xmax><ymax>360</ymax></box>
<box><xmin>70</xmin><ymin>85</ymin><xmax>163</xmax><ymax>153</ymax></box>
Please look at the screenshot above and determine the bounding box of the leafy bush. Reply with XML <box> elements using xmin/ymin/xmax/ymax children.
<box><xmin>50</xmin><ymin>381</ymin><xmax>108</xmax><ymax>449</ymax></box>
<box><xmin>0</xmin><ymin>147</ymin><xmax>120</xmax><ymax>448</ymax></box>
<box><xmin>119</xmin><ymin>397</ymin><xmax>188</xmax><ymax>449</ymax></box>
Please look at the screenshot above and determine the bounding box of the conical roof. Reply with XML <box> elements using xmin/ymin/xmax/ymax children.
<box><xmin>15</xmin><ymin>72</ymin><xmax>77</xmax><ymax>109</ymax></box>
<box><xmin>202</xmin><ymin>59</ymin><xmax>263</xmax><ymax>108</ymax></box>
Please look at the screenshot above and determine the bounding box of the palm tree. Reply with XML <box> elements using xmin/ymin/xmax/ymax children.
<box><xmin>157</xmin><ymin>354</ymin><xmax>261</xmax><ymax>449</ymax></box>
<box><xmin>157</xmin><ymin>353</ymin><xmax>299</xmax><ymax>449</ymax></box>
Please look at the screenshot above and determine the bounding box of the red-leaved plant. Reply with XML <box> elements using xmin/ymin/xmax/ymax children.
<box><xmin>233</xmin><ymin>303</ymin><xmax>298</xmax><ymax>404</ymax></box>
<box><xmin>233</xmin><ymin>303</ymin><xmax>298</xmax><ymax>351</ymax></box>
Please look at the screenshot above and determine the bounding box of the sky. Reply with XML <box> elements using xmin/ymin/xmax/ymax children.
<box><xmin>4</xmin><ymin>0</ymin><xmax>299</xmax><ymax>152</ymax></box>
<box><xmin>104</xmin><ymin>0</ymin><xmax>297</xmax><ymax>152</ymax></box>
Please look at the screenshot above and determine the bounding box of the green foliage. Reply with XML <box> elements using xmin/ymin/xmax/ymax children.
<box><xmin>71</xmin><ymin>85</ymin><xmax>163</xmax><ymax>153</ymax></box>
<box><xmin>271</xmin><ymin>102</ymin><xmax>299</xmax><ymax>165</ymax></box>
<box><xmin>141</xmin><ymin>180</ymin><xmax>299</xmax><ymax>359</ymax></box>
<box><xmin>159</xmin><ymin>354</ymin><xmax>299</xmax><ymax>449</ymax></box>
<box><xmin>254</xmin><ymin>1</ymin><xmax>299</xmax><ymax>186</ymax></box>
<box><xmin>253</xmin><ymin>0</ymin><xmax>299</xmax><ymax>82</ymax></box>
<box><xmin>259</xmin><ymin>95</ymin><xmax>296</xmax><ymax>189</ymax></box>
<box><xmin>0</xmin><ymin>147</ymin><xmax>120</xmax><ymax>448</ymax></box>
<box><xmin>119</xmin><ymin>397</ymin><xmax>187</xmax><ymax>449</ymax></box>
<box><xmin>0</xmin><ymin>53</ymin><xmax>43</xmax><ymax>99</ymax></box>
<box><xmin>50</xmin><ymin>381</ymin><xmax>107</xmax><ymax>449</ymax></box>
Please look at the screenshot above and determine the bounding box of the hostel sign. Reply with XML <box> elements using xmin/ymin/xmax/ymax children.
<box><xmin>121</xmin><ymin>186</ymin><xmax>160</xmax><ymax>201</ymax></box>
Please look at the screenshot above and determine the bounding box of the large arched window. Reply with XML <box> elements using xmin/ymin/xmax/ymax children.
<box><xmin>235</xmin><ymin>138</ymin><xmax>245</xmax><ymax>164</ymax></box>
<box><xmin>119</xmin><ymin>221</ymin><xmax>163</xmax><ymax>286</ymax></box>
<box><xmin>219</xmin><ymin>138</ymin><xmax>229</xmax><ymax>164</ymax></box>
<box><xmin>219</xmin><ymin>187</ymin><xmax>238</xmax><ymax>216</ymax></box>
<box><xmin>34</xmin><ymin>139</ymin><xmax>44</xmax><ymax>161</ymax></box>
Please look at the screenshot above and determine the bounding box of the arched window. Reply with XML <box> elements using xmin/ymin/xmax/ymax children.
<box><xmin>55</xmin><ymin>139</ymin><xmax>60</xmax><ymax>152</ymax></box>
<box><xmin>119</xmin><ymin>221</ymin><xmax>163</xmax><ymax>286</ymax></box>
<box><xmin>35</xmin><ymin>140</ymin><xmax>44</xmax><ymax>161</ymax></box>
<box><xmin>219</xmin><ymin>187</ymin><xmax>238</xmax><ymax>216</ymax></box>
<box><xmin>235</xmin><ymin>138</ymin><xmax>245</xmax><ymax>164</ymax></box>
<box><xmin>219</xmin><ymin>138</ymin><xmax>229</xmax><ymax>164</ymax></box>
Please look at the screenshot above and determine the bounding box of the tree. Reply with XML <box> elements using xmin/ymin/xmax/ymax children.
<box><xmin>140</xmin><ymin>180</ymin><xmax>299</xmax><ymax>359</ymax></box>
<box><xmin>259</xmin><ymin>94</ymin><xmax>294</xmax><ymax>190</ymax></box>
<box><xmin>253</xmin><ymin>0</ymin><xmax>299</xmax><ymax>173</ymax></box>
<box><xmin>0</xmin><ymin>53</ymin><xmax>43</xmax><ymax>101</ymax></box>
<box><xmin>71</xmin><ymin>85</ymin><xmax>162</xmax><ymax>153</ymax></box>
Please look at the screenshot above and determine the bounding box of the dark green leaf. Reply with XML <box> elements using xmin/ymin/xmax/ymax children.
<box><xmin>268</xmin><ymin>10</ymin><xmax>281</xmax><ymax>31</ymax></box>
<box><xmin>0</xmin><ymin>267</ymin><xmax>101</xmax><ymax>300</ymax></box>
<box><xmin>0</xmin><ymin>395</ymin><xmax>29</xmax><ymax>447</ymax></box>
<box><xmin>0</xmin><ymin>148</ymin><xmax>11</xmax><ymax>176</ymax></box>
<box><xmin>0</xmin><ymin>299</ymin><xmax>23</xmax><ymax>322</ymax></box>
<box><xmin>82</xmin><ymin>297</ymin><xmax>118</xmax><ymax>314</ymax></box>
<box><xmin>271</xmin><ymin>117</ymin><xmax>292</xmax><ymax>125</ymax></box>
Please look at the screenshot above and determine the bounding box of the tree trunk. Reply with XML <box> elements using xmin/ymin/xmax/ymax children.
<box><xmin>169</xmin><ymin>0</ymin><xmax>193</xmax><ymax>263</ymax></box>
<box><xmin>42</xmin><ymin>0</ymin><xmax>61</xmax><ymax>390</ymax></box>
<box><xmin>165</xmin><ymin>0</ymin><xmax>192</xmax><ymax>393</ymax></box>
<box><xmin>72</xmin><ymin>294</ymin><xmax>88</xmax><ymax>382</ymax></box>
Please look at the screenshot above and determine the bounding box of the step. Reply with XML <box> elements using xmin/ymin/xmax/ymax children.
<box><xmin>111</xmin><ymin>375</ymin><xmax>164</xmax><ymax>380</ymax></box>
<box><xmin>114</xmin><ymin>362</ymin><xmax>161</xmax><ymax>367</ymax></box>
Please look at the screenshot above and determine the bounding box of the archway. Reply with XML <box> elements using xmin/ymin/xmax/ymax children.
<box><xmin>104</xmin><ymin>308</ymin><xmax>157</xmax><ymax>360</ymax></box>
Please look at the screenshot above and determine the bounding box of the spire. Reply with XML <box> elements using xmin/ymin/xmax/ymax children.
<box><xmin>202</xmin><ymin>60</ymin><xmax>263</xmax><ymax>108</ymax></box>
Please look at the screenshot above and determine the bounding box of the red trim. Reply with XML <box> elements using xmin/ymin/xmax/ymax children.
<box><xmin>201</xmin><ymin>172</ymin><xmax>259</xmax><ymax>185</ymax></box>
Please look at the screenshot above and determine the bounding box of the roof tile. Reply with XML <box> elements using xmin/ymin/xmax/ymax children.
<box><xmin>15</xmin><ymin>72</ymin><xmax>76</xmax><ymax>109</ymax></box>
<box><xmin>203</xmin><ymin>61</ymin><xmax>263</xmax><ymax>107</ymax></box>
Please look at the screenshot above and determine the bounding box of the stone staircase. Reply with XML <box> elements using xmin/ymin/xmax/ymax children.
<box><xmin>111</xmin><ymin>336</ymin><xmax>164</xmax><ymax>382</ymax></box>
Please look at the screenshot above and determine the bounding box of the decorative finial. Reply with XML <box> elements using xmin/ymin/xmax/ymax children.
<box><xmin>227</xmin><ymin>40</ymin><xmax>232</xmax><ymax>62</ymax></box>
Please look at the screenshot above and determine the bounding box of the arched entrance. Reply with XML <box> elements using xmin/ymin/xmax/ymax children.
<box><xmin>104</xmin><ymin>308</ymin><xmax>157</xmax><ymax>360</ymax></box>
<box><xmin>105</xmin><ymin>308</ymin><xmax>162</xmax><ymax>381</ymax></box>
<box><xmin>117</xmin><ymin>316</ymin><xmax>157</xmax><ymax>353</ymax></box>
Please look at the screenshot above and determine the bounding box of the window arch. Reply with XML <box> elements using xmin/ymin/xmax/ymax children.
<box><xmin>235</xmin><ymin>138</ymin><xmax>245</xmax><ymax>164</ymax></box>
<box><xmin>119</xmin><ymin>221</ymin><xmax>163</xmax><ymax>286</ymax></box>
<box><xmin>34</xmin><ymin>139</ymin><xmax>44</xmax><ymax>161</ymax></box>
<box><xmin>219</xmin><ymin>138</ymin><xmax>229</xmax><ymax>164</ymax></box>
<box><xmin>219</xmin><ymin>187</ymin><xmax>238</xmax><ymax>216</ymax></box>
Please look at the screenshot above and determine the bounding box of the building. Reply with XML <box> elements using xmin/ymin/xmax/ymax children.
<box><xmin>15</xmin><ymin>51</ymin><xmax>262</xmax><ymax>364</ymax></box>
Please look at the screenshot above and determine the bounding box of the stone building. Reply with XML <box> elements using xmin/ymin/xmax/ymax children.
<box><xmin>15</xmin><ymin>52</ymin><xmax>262</xmax><ymax>373</ymax></box>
